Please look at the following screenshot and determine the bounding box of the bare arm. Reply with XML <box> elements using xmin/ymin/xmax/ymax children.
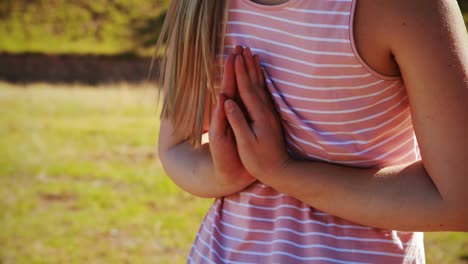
<box><xmin>158</xmin><ymin>120</ymin><xmax>253</xmax><ymax>198</ymax></box>
<box><xmin>224</xmin><ymin>0</ymin><xmax>468</xmax><ymax>231</ymax></box>
<box><xmin>158</xmin><ymin>49</ymin><xmax>255</xmax><ymax>198</ymax></box>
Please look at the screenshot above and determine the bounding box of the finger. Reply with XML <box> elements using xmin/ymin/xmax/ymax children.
<box><xmin>224</xmin><ymin>99</ymin><xmax>254</xmax><ymax>144</ymax></box>
<box><xmin>234</xmin><ymin>45</ymin><xmax>243</xmax><ymax>55</ymax></box>
<box><xmin>221</xmin><ymin>54</ymin><xmax>236</xmax><ymax>98</ymax></box>
<box><xmin>252</xmin><ymin>54</ymin><xmax>274</xmax><ymax>109</ymax></box>
<box><xmin>235</xmin><ymin>55</ymin><xmax>264</xmax><ymax>120</ymax></box>
<box><xmin>253</xmin><ymin>54</ymin><xmax>265</xmax><ymax>88</ymax></box>
<box><xmin>232</xmin><ymin>45</ymin><xmax>243</xmax><ymax>102</ymax></box>
<box><xmin>210</xmin><ymin>94</ymin><xmax>228</xmax><ymax>137</ymax></box>
<box><xmin>243</xmin><ymin>47</ymin><xmax>258</xmax><ymax>86</ymax></box>
<box><xmin>216</xmin><ymin>94</ymin><xmax>228</xmax><ymax>133</ymax></box>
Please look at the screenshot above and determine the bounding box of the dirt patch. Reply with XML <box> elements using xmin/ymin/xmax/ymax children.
<box><xmin>0</xmin><ymin>52</ymin><xmax>160</xmax><ymax>84</ymax></box>
<box><xmin>39</xmin><ymin>192</ymin><xmax>78</xmax><ymax>202</ymax></box>
<box><xmin>86</xmin><ymin>148</ymin><xmax>158</xmax><ymax>163</ymax></box>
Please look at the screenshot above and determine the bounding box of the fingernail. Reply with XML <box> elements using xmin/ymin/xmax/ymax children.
<box><xmin>224</xmin><ymin>100</ymin><xmax>237</xmax><ymax>114</ymax></box>
<box><xmin>219</xmin><ymin>93</ymin><xmax>226</xmax><ymax>102</ymax></box>
<box><xmin>245</xmin><ymin>47</ymin><xmax>251</xmax><ymax>57</ymax></box>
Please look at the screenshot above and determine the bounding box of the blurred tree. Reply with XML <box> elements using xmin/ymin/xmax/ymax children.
<box><xmin>0</xmin><ymin>0</ymin><xmax>465</xmax><ymax>55</ymax></box>
<box><xmin>0</xmin><ymin>0</ymin><xmax>170</xmax><ymax>55</ymax></box>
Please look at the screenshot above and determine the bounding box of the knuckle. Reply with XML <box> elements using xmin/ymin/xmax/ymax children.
<box><xmin>210</xmin><ymin>131</ymin><xmax>224</xmax><ymax>143</ymax></box>
<box><xmin>232</xmin><ymin>112</ymin><xmax>244</xmax><ymax>123</ymax></box>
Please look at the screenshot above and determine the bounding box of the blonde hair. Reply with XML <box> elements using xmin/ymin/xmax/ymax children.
<box><xmin>149</xmin><ymin>0</ymin><xmax>230</xmax><ymax>147</ymax></box>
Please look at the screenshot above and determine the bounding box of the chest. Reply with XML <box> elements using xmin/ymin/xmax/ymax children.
<box><xmin>230</xmin><ymin>0</ymin><xmax>399</xmax><ymax>77</ymax></box>
<box><xmin>224</xmin><ymin>0</ymin><xmax>415</xmax><ymax>166</ymax></box>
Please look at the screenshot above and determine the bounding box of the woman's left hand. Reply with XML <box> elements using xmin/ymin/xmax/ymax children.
<box><xmin>224</xmin><ymin>47</ymin><xmax>291</xmax><ymax>181</ymax></box>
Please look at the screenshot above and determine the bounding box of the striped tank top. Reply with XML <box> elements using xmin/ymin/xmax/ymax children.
<box><xmin>188</xmin><ymin>0</ymin><xmax>425</xmax><ymax>263</ymax></box>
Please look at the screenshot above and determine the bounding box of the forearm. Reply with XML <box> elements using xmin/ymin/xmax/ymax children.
<box><xmin>160</xmin><ymin>141</ymin><xmax>254</xmax><ymax>198</ymax></box>
<box><xmin>265</xmin><ymin>160</ymin><xmax>467</xmax><ymax>231</ymax></box>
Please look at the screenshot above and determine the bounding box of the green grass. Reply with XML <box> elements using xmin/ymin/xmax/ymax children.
<box><xmin>0</xmin><ymin>83</ymin><xmax>467</xmax><ymax>263</ymax></box>
<box><xmin>0</xmin><ymin>83</ymin><xmax>212</xmax><ymax>263</ymax></box>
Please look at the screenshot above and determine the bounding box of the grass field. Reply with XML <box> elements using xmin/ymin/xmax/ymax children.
<box><xmin>0</xmin><ymin>83</ymin><xmax>467</xmax><ymax>263</ymax></box>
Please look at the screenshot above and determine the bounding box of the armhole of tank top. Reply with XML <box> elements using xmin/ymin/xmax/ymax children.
<box><xmin>348</xmin><ymin>0</ymin><xmax>401</xmax><ymax>81</ymax></box>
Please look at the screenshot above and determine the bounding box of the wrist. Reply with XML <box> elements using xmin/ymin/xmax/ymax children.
<box><xmin>258</xmin><ymin>155</ymin><xmax>295</xmax><ymax>186</ymax></box>
<box><xmin>215</xmin><ymin>169</ymin><xmax>255</xmax><ymax>190</ymax></box>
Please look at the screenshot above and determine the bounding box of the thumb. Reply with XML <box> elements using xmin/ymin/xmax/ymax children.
<box><xmin>224</xmin><ymin>99</ymin><xmax>253</xmax><ymax>145</ymax></box>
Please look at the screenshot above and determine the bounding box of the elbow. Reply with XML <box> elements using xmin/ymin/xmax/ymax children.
<box><xmin>440</xmin><ymin>196</ymin><xmax>468</xmax><ymax>231</ymax></box>
<box><xmin>157</xmin><ymin>146</ymin><xmax>219</xmax><ymax>199</ymax></box>
<box><xmin>452</xmin><ymin>201</ymin><xmax>468</xmax><ymax>231</ymax></box>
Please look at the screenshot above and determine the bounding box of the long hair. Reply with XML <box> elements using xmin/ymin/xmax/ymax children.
<box><xmin>149</xmin><ymin>0</ymin><xmax>230</xmax><ymax>148</ymax></box>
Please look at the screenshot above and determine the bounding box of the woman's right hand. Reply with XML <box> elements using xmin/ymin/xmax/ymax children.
<box><xmin>209</xmin><ymin>46</ymin><xmax>256</xmax><ymax>188</ymax></box>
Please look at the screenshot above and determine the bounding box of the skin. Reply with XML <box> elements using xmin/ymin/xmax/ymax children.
<box><xmin>158</xmin><ymin>0</ymin><xmax>468</xmax><ymax>230</ymax></box>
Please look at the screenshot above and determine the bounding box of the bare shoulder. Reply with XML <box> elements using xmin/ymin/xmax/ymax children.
<box><xmin>354</xmin><ymin>0</ymin><xmax>467</xmax><ymax>76</ymax></box>
<box><xmin>373</xmin><ymin>0</ymin><xmax>467</xmax><ymax>54</ymax></box>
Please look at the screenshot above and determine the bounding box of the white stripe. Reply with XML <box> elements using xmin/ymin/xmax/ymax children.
<box><xmin>286</xmin><ymin>108</ymin><xmax>410</xmax><ymax>135</ymax></box>
<box><xmin>284</xmin><ymin>96</ymin><xmax>408</xmax><ymax>125</ymax></box>
<box><xmin>203</xmin><ymin>219</ymin><xmax>405</xmax><ymax>258</ymax></box>
<box><xmin>199</xmin><ymin>221</ymin><xmax>366</xmax><ymax>264</ymax></box>
<box><xmin>287</xmin><ymin>124</ymin><xmax>412</xmax><ymax>156</ymax></box>
<box><xmin>226</xmin><ymin>33</ymin><xmax>354</xmax><ymax>56</ymax></box>
<box><xmin>268</xmin><ymin>77</ymin><xmax>384</xmax><ymax>91</ymax></box>
<box><xmin>286</xmin><ymin>138</ymin><xmax>334</xmax><ymax>162</ymax></box>
<box><xmin>225</xmin><ymin>197</ymin><xmax>321</xmax><ymax>214</ymax></box>
<box><xmin>208</xmin><ymin>212</ymin><xmax>411</xmax><ymax>245</ymax></box>
<box><xmin>317</xmin><ymin>117</ymin><xmax>412</xmax><ymax>145</ymax></box>
<box><xmin>288</xmin><ymin>132</ymin><xmax>326</xmax><ymax>151</ymax></box>
<box><xmin>194</xmin><ymin>232</ymin><xmax>255</xmax><ymax>264</ymax></box>
<box><xmin>222</xmin><ymin>208</ymin><xmax>371</xmax><ymax>229</ymax></box>
<box><xmin>413</xmin><ymin>134</ymin><xmax>421</xmax><ymax>160</ymax></box>
<box><xmin>335</xmin><ymin>139</ymin><xmax>417</xmax><ymax>166</ymax></box>
<box><xmin>384</xmin><ymin>147</ymin><xmax>416</xmax><ymax>164</ymax></box>
<box><xmin>230</xmin><ymin>9</ymin><xmax>349</xmax><ymax>29</ymax></box>
<box><xmin>187</xmin><ymin>255</ymin><xmax>195</xmax><ymax>264</ymax></box>
<box><xmin>271</xmin><ymin>81</ymin><xmax>399</xmax><ymax>102</ymax></box>
<box><xmin>190</xmin><ymin>238</ymin><xmax>217</xmax><ymax>264</ymax></box>
<box><xmin>225</xmin><ymin>45</ymin><xmax>362</xmax><ymax>68</ymax></box>
<box><xmin>297</xmin><ymin>136</ymin><xmax>416</xmax><ymax>165</ymax></box>
<box><xmin>338</xmin><ymin>146</ymin><xmax>415</xmax><ymax>165</ymax></box>
<box><xmin>327</xmin><ymin>126</ymin><xmax>413</xmax><ymax>156</ymax></box>
<box><xmin>288</xmin><ymin>87</ymin><xmax>405</xmax><ymax>114</ymax></box>
<box><xmin>370</xmin><ymin>135</ymin><xmax>415</xmax><ymax>161</ymax></box>
<box><xmin>238</xmin><ymin>192</ymin><xmax>333</xmax><ymax>216</ymax></box>
<box><xmin>285</xmin><ymin>7</ymin><xmax>350</xmax><ymax>15</ymax></box>
<box><xmin>240</xmin><ymin>191</ymin><xmax>288</xmax><ymax>199</ymax></box>
<box><xmin>227</xmin><ymin>21</ymin><xmax>350</xmax><ymax>43</ymax></box>
<box><xmin>263</xmin><ymin>62</ymin><xmax>371</xmax><ymax>79</ymax></box>
<box><xmin>254</xmin><ymin>182</ymin><xmax>272</xmax><ymax>189</ymax></box>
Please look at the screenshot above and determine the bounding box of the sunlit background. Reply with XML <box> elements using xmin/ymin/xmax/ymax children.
<box><xmin>0</xmin><ymin>1</ymin><xmax>467</xmax><ymax>263</ymax></box>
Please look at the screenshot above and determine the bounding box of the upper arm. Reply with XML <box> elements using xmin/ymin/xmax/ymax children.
<box><xmin>387</xmin><ymin>0</ymin><xmax>468</xmax><ymax>200</ymax></box>
<box><xmin>158</xmin><ymin>97</ymin><xmax>212</xmax><ymax>158</ymax></box>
